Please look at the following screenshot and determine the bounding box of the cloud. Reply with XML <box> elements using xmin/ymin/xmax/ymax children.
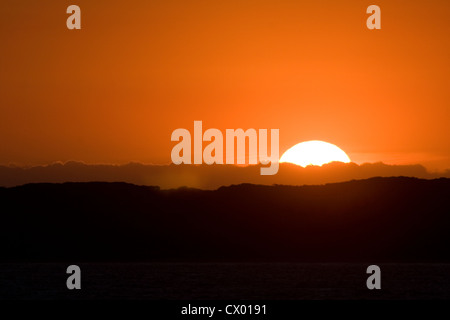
<box><xmin>0</xmin><ymin>161</ymin><xmax>448</xmax><ymax>189</ymax></box>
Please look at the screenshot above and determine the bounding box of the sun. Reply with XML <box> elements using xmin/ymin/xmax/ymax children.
<box><xmin>280</xmin><ymin>140</ymin><xmax>351</xmax><ymax>167</ymax></box>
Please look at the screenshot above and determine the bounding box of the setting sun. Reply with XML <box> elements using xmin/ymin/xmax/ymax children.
<box><xmin>280</xmin><ymin>140</ymin><xmax>351</xmax><ymax>167</ymax></box>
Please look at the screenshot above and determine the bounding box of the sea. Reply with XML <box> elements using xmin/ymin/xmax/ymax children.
<box><xmin>0</xmin><ymin>263</ymin><xmax>449</xmax><ymax>300</ymax></box>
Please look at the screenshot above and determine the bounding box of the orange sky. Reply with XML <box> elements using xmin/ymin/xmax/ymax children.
<box><xmin>1</xmin><ymin>1</ymin><xmax>449</xmax><ymax>170</ymax></box>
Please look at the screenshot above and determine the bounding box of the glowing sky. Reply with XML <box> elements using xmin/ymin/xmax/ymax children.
<box><xmin>1</xmin><ymin>1</ymin><xmax>449</xmax><ymax>170</ymax></box>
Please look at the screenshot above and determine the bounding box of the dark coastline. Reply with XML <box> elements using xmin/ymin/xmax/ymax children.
<box><xmin>1</xmin><ymin>177</ymin><xmax>450</xmax><ymax>263</ymax></box>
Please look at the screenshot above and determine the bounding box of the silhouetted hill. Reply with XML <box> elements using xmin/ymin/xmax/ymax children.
<box><xmin>1</xmin><ymin>177</ymin><xmax>450</xmax><ymax>262</ymax></box>
<box><xmin>0</xmin><ymin>161</ymin><xmax>447</xmax><ymax>189</ymax></box>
